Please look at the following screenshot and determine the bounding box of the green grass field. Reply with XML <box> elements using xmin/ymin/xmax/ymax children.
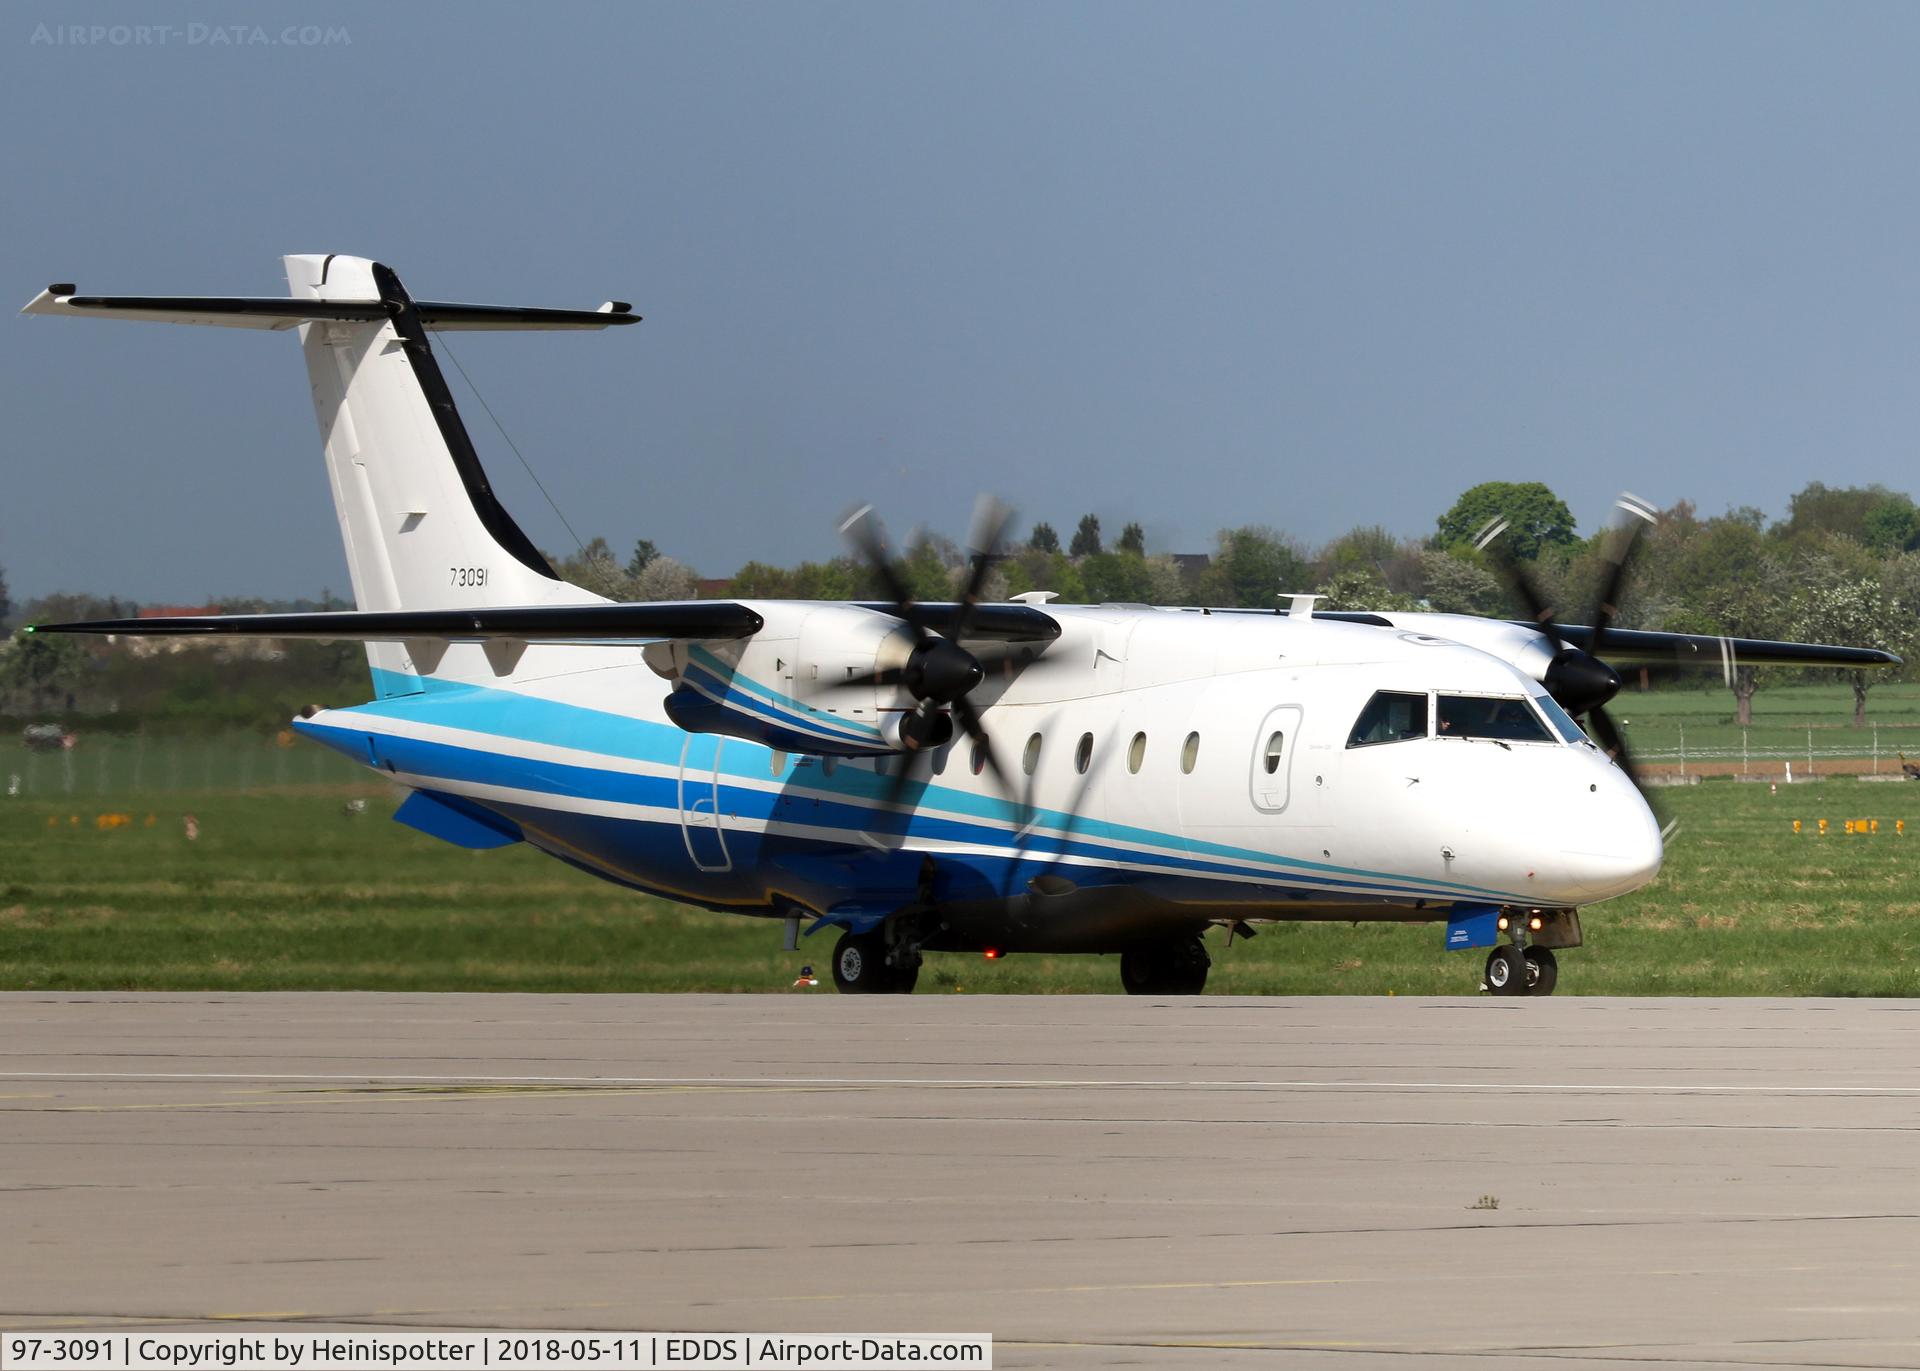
<box><xmin>4</xmin><ymin>680</ymin><xmax>1919</xmax><ymax>996</ymax></box>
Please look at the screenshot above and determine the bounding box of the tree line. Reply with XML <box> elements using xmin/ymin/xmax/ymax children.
<box><xmin>5</xmin><ymin>480</ymin><xmax>1918</xmax><ymax>730</ymax></box>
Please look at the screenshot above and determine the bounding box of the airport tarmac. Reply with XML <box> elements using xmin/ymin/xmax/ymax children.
<box><xmin>4</xmin><ymin>993</ymin><xmax>1919</xmax><ymax>1369</ymax></box>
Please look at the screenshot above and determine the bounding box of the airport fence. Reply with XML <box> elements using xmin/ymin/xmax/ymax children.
<box><xmin>1623</xmin><ymin>721</ymin><xmax>1920</xmax><ymax>776</ymax></box>
<box><xmin>1</xmin><ymin>731</ymin><xmax>367</xmax><ymax>798</ymax></box>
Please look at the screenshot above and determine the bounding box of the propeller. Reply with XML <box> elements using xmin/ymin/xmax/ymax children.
<box><xmin>837</xmin><ymin>498</ymin><xmax>1032</xmax><ymax>828</ymax></box>
<box><xmin>1477</xmin><ymin>493</ymin><xmax>1663</xmax><ymax>810</ymax></box>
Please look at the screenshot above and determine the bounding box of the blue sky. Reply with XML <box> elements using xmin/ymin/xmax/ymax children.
<box><xmin>5</xmin><ymin>2</ymin><xmax>1919</xmax><ymax>602</ymax></box>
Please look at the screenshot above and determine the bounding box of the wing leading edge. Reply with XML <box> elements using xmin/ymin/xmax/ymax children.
<box><xmin>1522</xmin><ymin>622</ymin><xmax>1898</xmax><ymax>670</ymax></box>
<box><xmin>26</xmin><ymin>600</ymin><xmax>1064</xmax><ymax>646</ymax></box>
<box><xmin>27</xmin><ymin>602</ymin><xmax>765</xmax><ymax>644</ymax></box>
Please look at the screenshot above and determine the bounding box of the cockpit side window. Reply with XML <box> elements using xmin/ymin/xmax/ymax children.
<box><xmin>1346</xmin><ymin>690</ymin><xmax>1430</xmax><ymax>748</ymax></box>
<box><xmin>1436</xmin><ymin>694</ymin><xmax>1554</xmax><ymax>743</ymax></box>
<box><xmin>1532</xmin><ymin>692</ymin><xmax>1588</xmax><ymax>745</ymax></box>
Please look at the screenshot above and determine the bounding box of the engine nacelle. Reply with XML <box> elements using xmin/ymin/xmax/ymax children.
<box><xmin>647</xmin><ymin>602</ymin><xmax>921</xmax><ymax>756</ymax></box>
<box><xmin>1373</xmin><ymin>613</ymin><xmax>1560</xmax><ymax>688</ymax></box>
<box><xmin>1375</xmin><ymin>613</ymin><xmax>1621</xmax><ymax>712</ymax></box>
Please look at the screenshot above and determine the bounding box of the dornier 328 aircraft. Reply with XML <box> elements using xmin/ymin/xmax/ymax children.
<box><xmin>24</xmin><ymin>255</ymin><xmax>1900</xmax><ymax>996</ymax></box>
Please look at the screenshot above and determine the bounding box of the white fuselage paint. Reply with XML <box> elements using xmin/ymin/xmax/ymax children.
<box><xmin>306</xmin><ymin>602</ymin><xmax>1664</xmax><ymax>932</ymax></box>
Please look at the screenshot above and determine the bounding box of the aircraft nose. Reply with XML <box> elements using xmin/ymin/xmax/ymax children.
<box><xmin>1560</xmin><ymin>781</ymin><xmax>1664</xmax><ymax>899</ymax></box>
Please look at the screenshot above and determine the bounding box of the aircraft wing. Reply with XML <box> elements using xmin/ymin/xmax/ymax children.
<box><xmin>26</xmin><ymin>602</ymin><xmax>764</xmax><ymax>645</ymax></box>
<box><xmin>28</xmin><ymin>600</ymin><xmax>1062</xmax><ymax>646</ymax></box>
<box><xmin>1528</xmin><ymin>623</ymin><xmax>1899</xmax><ymax>670</ymax></box>
<box><xmin>1304</xmin><ymin>609</ymin><xmax>1900</xmax><ymax>673</ymax></box>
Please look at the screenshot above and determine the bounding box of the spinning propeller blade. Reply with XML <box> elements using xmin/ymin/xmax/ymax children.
<box><xmin>1482</xmin><ymin>493</ymin><xmax>1668</xmax><ymax>826</ymax></box>
<box><xmin>840</xmin><ymin>496</ymin><xmax>1037</xmax><ymax>834</ymax></box>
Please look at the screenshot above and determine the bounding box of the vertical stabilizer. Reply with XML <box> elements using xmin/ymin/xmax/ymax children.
<box><xmin>284</xmin><ymin>255</ymin><xmax>604</xmax><ymax>691</ymax></box>
<box><xmin>21</xmin><ymin>256</ymin><xmax>641</xmax><ymax>695</ymax></box>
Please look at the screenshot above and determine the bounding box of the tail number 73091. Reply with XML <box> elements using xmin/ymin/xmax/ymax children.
<box><xmin>451</xmin><ymin>566</ymin><xmax>488</xmax><ymax>588</ymax></box>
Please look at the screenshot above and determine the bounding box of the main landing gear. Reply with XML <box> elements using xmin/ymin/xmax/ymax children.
<box><xmin>831</xmin><ymin>928</ymin><xmax>921</xmax><ymax>994</ymax></box>
<box><xmin>1119</xmin><ymin>935</ymin><xmax>1211</xmax><ymax>995</ymax></box>
<box><xmin>1483</xmin><ymin>943</ymin><xmax>1558</xmax><ymax>997</ymax></box>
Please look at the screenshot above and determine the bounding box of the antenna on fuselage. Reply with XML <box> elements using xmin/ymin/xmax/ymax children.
<box><xmin>1281</xmin><ymin>592</ymin><xmax>1323</xmax><ymax>617</ymax></box>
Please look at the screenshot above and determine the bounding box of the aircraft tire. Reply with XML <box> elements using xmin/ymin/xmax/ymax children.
<box><xmin>831</xmin><ymin>930</ymin><xmax>892</xmax><ymax>994</ymax></box>
<box><xmin>1484</xmin><ymin>944</ymin><xmax>1528</xmax><ymax>996</ymax></box>
<box><xmin>1523</xmin><ymin>946</ymin><xmax>1558</xmax><ymax>996</ymax></box>
<box><xmin>1119</xmin><ymin>936</ymin><xmax>1210</xmax><ymax>995</ymax></box>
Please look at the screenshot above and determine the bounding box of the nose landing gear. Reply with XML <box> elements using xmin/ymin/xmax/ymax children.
<box><xmin>1522</xmin><ymin>945</ymin><xmax>1558</xmax><ymax>995</ymax></box>
<box><xmin>1484</xmin><ymin>940</ymin><xmax>1559</xmax><ymax>996</ymax></box>
<box><xmin>1484</xmin><ymin>944</ymin><xmax>1527</xmax><ymax>995</ymax></box>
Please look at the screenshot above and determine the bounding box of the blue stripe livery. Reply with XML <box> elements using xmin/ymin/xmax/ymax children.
<box><xmin>300</xmin><ymin>672</ymin><xmax>1530</xmax><ymax>926</ymax></box>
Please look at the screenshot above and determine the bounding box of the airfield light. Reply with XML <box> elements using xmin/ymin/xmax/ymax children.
<box><xmin>983</xmin><ymin>947</ymin><xmax>1003</xmax><ymax>960</ymax></box>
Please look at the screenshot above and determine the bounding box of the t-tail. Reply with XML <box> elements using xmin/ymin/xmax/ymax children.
<box><xmin>21</xmin><ymin>255</ymin><xmax>642</xmax><ymax>692</ymax></box>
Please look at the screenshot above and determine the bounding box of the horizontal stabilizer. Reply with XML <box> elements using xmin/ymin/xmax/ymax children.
<box><xmin>21</xmin><ymin>287</ymin><xmax>639</xmax><ymax>331</ymax></box>
<box><xmin>29</xmin><ymin>602</ymin><xmax>764</xmax><ymax>644</ymax></box>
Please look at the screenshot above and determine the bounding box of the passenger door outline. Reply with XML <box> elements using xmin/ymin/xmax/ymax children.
<box><xmin>1250</xmin><ymin>705</ymin><xmax>1303</xmax><ymax>814</ymax></box>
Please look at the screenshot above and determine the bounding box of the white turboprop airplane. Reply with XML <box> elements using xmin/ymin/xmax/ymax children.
<box><xmin>23</xmin><ymin>256</ymin><xmax>1900</xmax><ymax>996</ymax></box>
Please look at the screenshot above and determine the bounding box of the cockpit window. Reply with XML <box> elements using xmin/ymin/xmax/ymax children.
<box><xmin>1532</xmin><ymin>692</ymin><xmax>1588</xmax><ymax>745</ymax></box>
<box><xmin>1436</xmin><ymin>694</ymin><xmax>1554</xmax><ymax>743</ymax></box>
<box><xmin>1347</xmin><ymin>690</ymin><xmax>1430</xmax><ymax>748</ymax></box>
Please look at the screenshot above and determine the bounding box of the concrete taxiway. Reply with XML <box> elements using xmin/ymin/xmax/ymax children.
<box><xmin>4</xmin><ymin>993</ymin><xmax>1919</xmax><ymax>1368</ymax></box>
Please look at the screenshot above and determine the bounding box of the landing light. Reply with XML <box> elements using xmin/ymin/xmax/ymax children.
<box><xmin>1497</xmin><ymin>915</ymin><xmax>1510</xmax><ymax>932</ymax></box>
<box><xmin>983</xmin><ymin>947</ymin><xmax>1003</xmax><ymax>960</ymax></box>
<box><xmin>1529</xmin><ymin>916</ymin><xmax>1543</xmax><ymax>932</ymax></box>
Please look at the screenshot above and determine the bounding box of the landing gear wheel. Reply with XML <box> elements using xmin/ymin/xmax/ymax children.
<box><xmin>1523</xmin><ymin>945</ymin><xmax>1558</xmax><ymax>996</ymax></box>
<box><xmin>833</xmin><ymin>931</ymin><xmax>889</xmax><ymax>994</ymax></box>
<box><xmin>831</xmin><ymin>930</ymin><xmax>918</xmax><ymax>994</ymax></box>
<box><xmin>1484</xmin><ymin>944</ymin><xmax>1528</xmax><ymax>996</ymax></box>
<box><xmin>1119</xmin><ymin>936</ymin><xmax>1211</xmax><ymax>995</ymax></box>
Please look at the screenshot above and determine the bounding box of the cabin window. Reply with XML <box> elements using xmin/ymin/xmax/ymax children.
<box><xmin>1262</xmin><ymin>731</ymin><xmax>1285</xmax><ymax>774</ymax></box>
<box><xmin>931</xmin><ymin>743</ymin><xmax>950</xmax><ymax>775</ymax></box>
<box><xmin>970</xmin><ymin>741</ymin><xmax>987</xmax><ymax>776</ymax></box>
<box><xmin>1180</xmin><ymin>731</ymin><xmax>1201</xmax><ymax>774</ymax></box>
<box><xmin>1436</xmin><ymin>694</ymin><xmax>1554</xmax><ymax>744</ymax></box>
<box><xmin>1533</xmin><ymin>692</ymin><xmax>1587</xmax><ymax>745</ymax></box>
<box><xmin>1127</xmin><ymin>731</ymin><xmax>1147</xmax><ymax>774</ymax></box>
<box><xmin>1346</xmin><ymin>690</ymin><xmax>1429</xmax><ymax>748</ymax></box>
<box><xmin>822</xmin><ymin>755</ymin><xmax>839</xmax><ymax>776</ymax></box>
<box><xmin>1023</xmin><ymin>732</ymin><xmax>1042</xmax><ymax>775</ymax></box>
<box><xmin>1074</xmin><ymin>732</ymin><xmax>1094</xmax><ymax>774</ymax></box>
